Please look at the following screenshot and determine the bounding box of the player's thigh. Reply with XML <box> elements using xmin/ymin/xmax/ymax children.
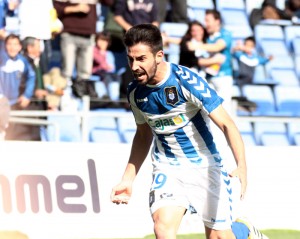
<box><xmin>205</xmin><ymin>226</ymin><xmax>235</xmax><ymax>239</ymax></box>
<box><xmin>152</xmin><ymin>206</ymin><xmax>186</xmax><ymax>232</ymax></box>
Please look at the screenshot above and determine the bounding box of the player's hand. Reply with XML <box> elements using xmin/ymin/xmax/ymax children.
<box><xmin>229</xmin><ymin>167</ymin><xmax>247</xmax><ymax>200</ymax></box>
<box><xmin>111</xmin><ymin>181</ymin><xmax>132</xmax><ymax>205</ymax></box>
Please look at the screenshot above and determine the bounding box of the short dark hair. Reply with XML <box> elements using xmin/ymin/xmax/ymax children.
<box><xmin>5</xmin><ymin>34</ymin><xmax>21</xmax><ymax>45</ymax></box>
<box><xmin>205</xmin><ymin>9</ymin><xmax>222</xmax><ymax>22</ymax></box>
<box><xmin>123</xmin><ymin>24</ymin><xmax>163</xmax><ymax>55</ymax></box>
<box><xmin>95</xmin><ymin>31</ymin><xmax>111</xmax><ymax>43</ymax></box>
<box><xmin>244</xmin><ymin>36</ymin><xmax>256</xmax><ymax>45</ymax></box>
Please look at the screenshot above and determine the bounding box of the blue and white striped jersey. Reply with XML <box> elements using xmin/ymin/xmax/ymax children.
<box><xmin>128</xmin><ymin>63</ymin><xmax>224</xmax><ymax>166</ymax></box>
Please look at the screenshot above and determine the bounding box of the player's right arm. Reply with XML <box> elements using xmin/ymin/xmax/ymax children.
<box><xmin>111</xmin><ymin>123</ymin><xmax>153</xmax><ymax>204</ymax></box>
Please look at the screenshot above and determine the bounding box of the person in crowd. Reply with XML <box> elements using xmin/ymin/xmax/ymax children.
<box><xmin>249</xmin><ymin>0</ymin><xmax>291</xmax><ymax>29</ymax></box>
<box><xmin>16</xmin><ymin>0</ymin><xmax>56</xmax><ymax>72</ymax></box>
<box><xmin>284</xmin><ymin>0</ymin><xmax>300</xmax><ymax>20</ymax></box>
<box><xmin>54</xmin><ymin>0</ymin><xmax>98</xmax><ymax>98</ymax></box>
<box><xmin>232</xmin><ymin>36</ymin><xmax>273</xmax><ymax>89</ymax></box>
<box><xmin>22</xmin><ymin>36</ymin><xmax>48</xmax><ymax>110</ymax></box>
<box><xmin>157</xmin><ymin>0</ymin><xmax>188</xmax><ymax>24</ymax></box>
<box><xmin>178</xmin><ymin>20</ymin><xmax>225</xmax><ymax>78</ymax></box>
<box><xmin>110</xmin><ymin>23</ymin><xmax>269</xmax><ymax>239</ymax></box>
<box><xmin>92</xmin><ymin>31</ymin><xmax>122</xmax><ymax>101</ymax></box>
<box><xmin>187</xmin><ymin>9</ymin><xmax>233</xmax><ymax>114</ymax></box>
<box><xmin>0</xmin><ymin>34</ymin><xmax>37</xmax><ymax>140</ymax></box>
<box><xmin>0</xmin><ymin>0</ymin><xmax>18</xmax><ymax>53</ymax></box>
<box><xmin>112</xmin><ymin>0</ymin><xmax>159</xmax><ymax>101</ymax></box>
<box><xmin>0</xmin><ymin>94</ymin><xmax>10</xmax><ymax>140</ymax></box>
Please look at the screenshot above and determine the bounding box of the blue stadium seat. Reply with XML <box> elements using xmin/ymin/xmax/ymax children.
<box><xmin>292</xmin><ymin>37</ymin><xmax>300</xmax><ymax>55</ymax></box>
<box><xmin>117</xmin><ymin>114</ymin><xmax>137</xmax><ymax>144</ymax></box>
<box><xmin>294</xmin><ymin>55</ymin><xmax>300</xmax><ymax>78</ymax></box>
<box><xmin>242</xmin><ymin>84</ymin><xmax>276</xmax><ymax>116</ymax></box>
<box><xmin>216</xmin><ymin>0</ymin><xmax>252</xmax><ymax>42</ymax></box>
<box><xmin>294</xmin><ymin>134</ymin><xmax>300</xmax><ymax>145</ymax></box>
<box><xmin>236</xmin><ymin>121</ymin><xmax>257</xmax><ymax>145</ymax></box>
<box><xmin>160</xmin><ymin>22</ymin><xmax>188</xmax><ymax>64</ymax></box>
<box><xmin>87</xmin><ymin>108</ymin><xmax>125</xmax><ymax>143</ymax></box>
<box><xmin>254</xmin><ymin>25</ymin><xmax>289</xmax><ymax>56</ymax></box>
<box><xmin>187</xmin><ymin>0</ymin><xmax>214</xmax><ymax>24</ymax></box>
<box><xmin>287</xmin><ymin>122</ymin><xmax>300</xmax><ymax>145</ymax></box>
<box><xmin>252</xmin><ymin>64</ymin><xmax>267</xmax><ymax>84</ymax></box>
<box><xmin>284</xmin><ymin>25</ymin><xmax>300</xmax><ymax>53</ymax></box>
<box><xmin>46</xmin><ymin>115</ymin><xmax>82</xmax><ymax>142</ymax></box>
<box><xmin>273</xmin><ymin>85</ymin><xmax>300</xmax><ymax>116</ymax></box>
<box><xmin>254</xmin><ymin>122</ymin><xmax>290</xmax><ymax>146</ymax></box>
<box><xmin>215</xmin><ymin>0</ymin><xmax>245</xmax><ymax>10</ymax></box>
<box><xmin>265</xmin><ymin>55</ymin><xmax>294</xmax><ymax>75</ymax></box>
<box><xmin>270</xmin><ymin>68</ymin><xmax>299</xmax><ymax>86</ymax></box>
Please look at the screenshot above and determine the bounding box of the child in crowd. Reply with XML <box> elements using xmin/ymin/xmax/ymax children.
<box><xmin>232</xmin><ymin>36</ymin><xmax>273</xmax><ymax>88</ymax></box>
<box><xmin>0</xmin><ymin>34</ymin><xmax>38</xmax><ymax>140</ymax></box>
<box><xmin>0</xmin><ymin>34</ymin><xmax>35</xmax><ymax>108</ymax></box>
<box><xmin>92</xmin><ymin>31</ymin><xmax>124</xmax><ymax>102</ymax></box>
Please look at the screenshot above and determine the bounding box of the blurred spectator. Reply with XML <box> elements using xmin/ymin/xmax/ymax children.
<box><xmin>112</xmin><ymin>0</ymin><xmax>158</xmax><ymax>101</ymax></box>
<box><xmin>178</xmin><ymin>20</ymin><xmax>225</xmax><ymax>78</ymax></box>
<box><xmin>179</xmin><ymin>21</ymin><xmax>208</xmax><ymax>70</ymax></box>
<box><xmin>54</xmin><ymin>0</ymin><xmax>98</xmax><ymax>98</ymax></box>
<box><xmin>0</xmin><ymin>34</ymin><xmax>40</xmax><ymax>141</ymax></box>
<box><xmin>232</xmin><ymin>36</ymin><xmax>273</xmax><ymax>89</ymax></box>
<box><xmin>188</xmin><ymin>9</ymin><xmax>233</xmax><ymax>113</ymax></box>
<box><xmin>92</xmin><ymin>31</ymin><xmax>123</xmax><ymax>101</ymax></box>
<box><xmin>113</xmin><ymin>0</ymin><xmax>158</xmax><ymax>32</ymax></box>
<box><xmin>22</xmin><ymin>36</ymin><xmax>48</xmax><ymax>110</ymax></box>
<box><xmin>16</xmin><ymin>0</ymin><xmax>55</xmax><ymax>72</ymax></box>
<box><xmin>249</xmin><ymin>0</ymin><xmax>291</xmax><ymax>29</ymax></box>
<box><xmin>157</xmin><ymin>0</ymin><xmax>188</xmax><ymax>23</ymax></box>
<box><xmin>0</xmin><ymin>94</ymin><xmax>10</xmax><ymax>140</ymax></box>
<box><xmin>0</xmin><ymin>0</ymin><xmax>18</xmax><ymax>53</ymax></box>
<box><xmin>43</xmin><ymin>67</ymin><xmax>67</xmax><ymax>110</ymax></box>
<box><xmin>284</xmin><ymin>0</ymin><xmax>300</xmax><ymax>20</ymax></box>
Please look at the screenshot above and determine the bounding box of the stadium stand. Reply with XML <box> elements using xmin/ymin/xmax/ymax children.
<box><xmin>4</xmin><ymin>1</ymin><xmax>300</xmax><ymax>146</ymax></box>
<box><xmin>287</xmin><ymin>121</ymin><xmax>300</xmax><ymax>145</ymax></box>
<box><xmin>254</xmin><ymin>121</ymin><xmax>290</xmax><ymax>146</ymax></box>
<box><xmin>254</xmin><ymin>24</ymin><xmax>289</xmax><ymax>56</ymax></box>
<box><xmin>273</xmin><ymin>85</ymin><xmax>300</xmax><ymax>116</ymax></box>
<box><xmin>236</xmin><ymin>121</ymin><xmax>257</xmax><ymax>145</ymax></box>
<box><xmin>242</xmin><ymin>84</ymin><xmax>277</xmax><ymax>116</ymax></box>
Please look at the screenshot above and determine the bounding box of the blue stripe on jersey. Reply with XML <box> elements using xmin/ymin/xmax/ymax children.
<box><xmin>156</xmin><ymin>133</ymin><xmax>175</xmax><ymax>158</ymax></box>
<box><xmin>191</xmin><ymin>111</ymin><xmax>218</xmax><ymax>155</ymax></box>
<box><xmin>174</xmin><ymin>127</ymin><xmax>199</xmax><ymax>158</ymax></box>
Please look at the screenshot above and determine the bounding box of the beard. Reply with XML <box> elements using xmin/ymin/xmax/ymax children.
<box><xmin>133</xmin><ymin>61</ymin><xmax>157</xmax><ymax>85</ymax></box>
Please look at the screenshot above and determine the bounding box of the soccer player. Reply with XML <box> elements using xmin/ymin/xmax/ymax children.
<box><xmin>111</xmin><ymin>24</ymin><xmax>268</xmax><ymax>239</ymax></box>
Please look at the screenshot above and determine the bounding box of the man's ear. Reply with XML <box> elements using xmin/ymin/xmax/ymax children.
<box><xmin>156</xmin><ymin>50</ymin><xmax>164</xmax><ymax>64</ymax></box>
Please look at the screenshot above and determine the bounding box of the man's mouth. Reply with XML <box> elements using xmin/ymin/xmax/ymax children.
<box><xmin>134</xmin><ymin>72</ymin><xmax>145</xmax><ymax>78</ymax></box>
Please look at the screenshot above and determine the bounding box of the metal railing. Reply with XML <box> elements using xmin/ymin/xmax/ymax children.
<box><xmin>8</xmin><ymin>97</ymin><xmax>300</xmax><ymax>143</ymax></box>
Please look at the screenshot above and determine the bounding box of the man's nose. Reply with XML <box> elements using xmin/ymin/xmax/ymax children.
<box><xmin>131</xmin><ymin>60</ymin><xmax>140</xmax><ymax>71</ymax></box>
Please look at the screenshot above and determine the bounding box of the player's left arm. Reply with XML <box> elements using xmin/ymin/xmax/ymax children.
<box><xmin>209</xmin><ymin>105</ymin><xmax>247</xmax><ymax>200</ymax></box>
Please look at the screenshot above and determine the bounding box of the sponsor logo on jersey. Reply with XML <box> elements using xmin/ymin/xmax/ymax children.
<box><xmin>148</xmin><ymin>114</ymin><xmax>186</xmax><ymax>130</ymax></box>
<box><xmin>164</xmin><ymin>86</ymin><xmax>179</xmax><ymax>105</ymax></box>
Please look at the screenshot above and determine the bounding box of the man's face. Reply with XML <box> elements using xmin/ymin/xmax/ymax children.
<box><xmin>127</xmin><ymin>43</ymin><xmax>163</xmax><ymax>85</ymax></box>
<box><xmin>205</xmin><ymin>13</ymin><xmax>220</xmax><ymax>35</ymax></box>
<box><xmin>5</xmin><ymin>38</ymin><xmax>21</xmax><ymax>58</ymax></box>
<box><xmin>28</xmin><ymin>39</ymin><xmax>41</xmax><ymax>58</ymax></box>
